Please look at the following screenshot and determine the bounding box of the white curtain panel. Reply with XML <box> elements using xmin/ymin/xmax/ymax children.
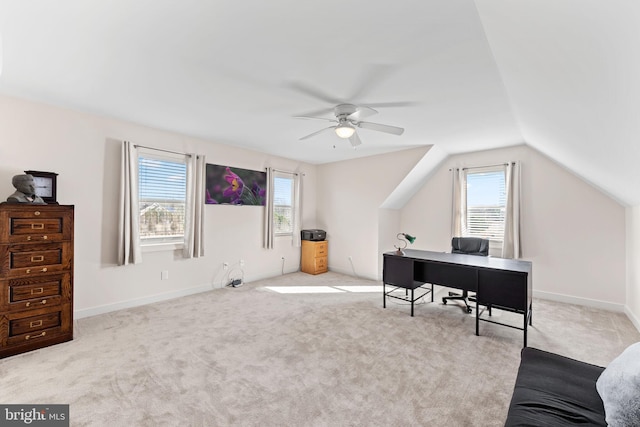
<box><xmin>184</xmin><ymin>154</ymin><xmax>206</xmax><ymax>258</ymax></box>
<box><xmin>502</xmin><ymin>161</ymin><xmax>522</xmax><ymax>259</ymax></box>
<box><xmin>451</xmin><ymin>168</ymin><xmax>466</xmax><ymax>238</ymax></box>
<box><xmin>292</xmin><ymin>172</ymin><xmax>302</xmax><ymax>248</ymax></box>
<box><xmin>117</xmin><ymin>141</ymin><xmax>142</xmax><ymax>265</ymax></box>
<box><xmin>263</xmin><ymin>167</ymin><xmax>274</xmax><ymax>249</ymax></box>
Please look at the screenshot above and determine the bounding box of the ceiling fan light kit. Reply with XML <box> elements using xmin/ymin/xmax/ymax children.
<box><xmin>335</xmin><ymin>124</ymin><xmax>355</xmax><ymax>139</ymax></box>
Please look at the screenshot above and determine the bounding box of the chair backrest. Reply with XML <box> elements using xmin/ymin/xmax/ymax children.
<box><xmin>451</xmin><ymin>237</ymin><xmax>489</xmax><ymax>256</ymax></box>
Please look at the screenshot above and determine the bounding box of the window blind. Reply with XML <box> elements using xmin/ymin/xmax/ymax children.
<box><xmin>138</xmin><ymin>155</ymin><xmax>187</xmax><ymax>242</ymax></box>
<box><xmin>273</xmin><ymin>175</ymin><xmax>293</xmax><ymax>234</ymax></box>
<box><xmin>465</xmin><ymin>169</ymin><xmax>506</xmax><ymax>241</ymax></box>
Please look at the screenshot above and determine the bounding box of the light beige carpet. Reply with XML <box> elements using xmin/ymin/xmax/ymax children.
<box><xmin>1</xmin><ymin>272</ymin><xmax>638</xmax><ymax>426</ymax></box>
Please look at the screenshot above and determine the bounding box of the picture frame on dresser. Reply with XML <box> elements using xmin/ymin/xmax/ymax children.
<box><xmin>24</xmin><ymin>170</ymin><xmax>58</xmax><ymax>204</ymax></box>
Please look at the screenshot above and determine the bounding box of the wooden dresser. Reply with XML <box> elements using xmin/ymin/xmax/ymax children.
<box><xmin>301</xmin><ymin>240</ymin><xmax>328</xmax><ymax>275</ymax></box>
<box><xmin>0</xmin><ymin>204</ymin><xmax>74</xmax><ymax>358</ymax></box>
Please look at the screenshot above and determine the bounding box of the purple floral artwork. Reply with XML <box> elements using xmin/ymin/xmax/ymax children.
<box><xmin>205</xmin><ymin>164</ymin><xmax>266</xmax><ymax>206</ymax></box>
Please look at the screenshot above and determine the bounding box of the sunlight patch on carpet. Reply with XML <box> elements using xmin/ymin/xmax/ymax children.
<box><xmin>263</xmin><ymin>285</ymin><xmax>384</xmax><ymax>294</ymax></box>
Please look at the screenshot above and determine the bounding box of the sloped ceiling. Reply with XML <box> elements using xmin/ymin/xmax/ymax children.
<box><xmin>0</xmin><ymin>1</ymin><xmax>638</xmax><ymax>205</ymax></box>
<box><xmin>475</xmin><ymin>1</ymin><xmax>640</xmax><ymax>206</ymax></box>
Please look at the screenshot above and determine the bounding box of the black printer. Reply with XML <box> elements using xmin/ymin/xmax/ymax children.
<box><xmin>301</xmin><ymin>229</ymin><xmax>326</xmax><ymax>241</ymax></box>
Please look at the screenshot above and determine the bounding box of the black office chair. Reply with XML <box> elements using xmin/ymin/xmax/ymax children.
<box><xmin>442</xmin><ymin>237</ymin><xmax>489</xmax><ymax>313</ymax></box>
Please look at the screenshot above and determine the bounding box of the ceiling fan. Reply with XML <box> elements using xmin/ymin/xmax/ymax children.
<box><xmin>295</xmin><ymin>103</ymin><xmax>404</xmax><ymax>147</ymax></box>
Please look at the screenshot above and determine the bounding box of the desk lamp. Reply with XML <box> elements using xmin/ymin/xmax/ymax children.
<box><xmin>395</xmin><ymin>233</ymin><xmax>416</xmax><ymax>255</ymax></box>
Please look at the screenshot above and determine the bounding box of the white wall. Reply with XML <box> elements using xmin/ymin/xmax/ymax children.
<box><xmin>626</xmin><ymin>207</ymin><xmax>640</xmax><ymax>329</ymax></box>
<box><xmin>401</xmin><ymin>145</ymin><xmax>627</xmax><ymax>309</ymax></box>
<box><xmin>0</xmin><ymin>94</ymin><xmax>317</xmax><ymax>317</ymax></box>
<box><xmin>316</xmin><ymin>146</ymin><xmax>430</xmax><ymax>280</ymax></box>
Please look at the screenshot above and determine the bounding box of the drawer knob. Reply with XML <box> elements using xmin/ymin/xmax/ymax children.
<box><xmin>43</xmin><ymin>235</ymin><xmax>48</xmax><ymax>240</ymax></box>
<box><xmin>25</xmin><ymin>331</ymin><xmax>46</xmax><ymax>340</ymax></box>
<box><xmin>34</xmin><ymin>211</ymin><xmax>41</xmax><ymax>216</ymax></box>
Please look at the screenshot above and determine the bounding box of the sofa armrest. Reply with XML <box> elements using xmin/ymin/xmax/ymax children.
<box><xmin>505</xmin><ymin>347</ymin><xmax>606</xmax><ymax>426</ymax></box>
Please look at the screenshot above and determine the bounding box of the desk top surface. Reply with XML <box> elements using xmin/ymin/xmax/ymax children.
<box><xmin>384</xmin><ymin>249</ymin><xmax>532</xmax><ymax>274</ymax></box>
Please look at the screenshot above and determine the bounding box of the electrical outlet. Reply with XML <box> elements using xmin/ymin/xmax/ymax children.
<box><xmin>223</xmin><ymin>262</ymin><xmax>229</xmax><ymax>270</ymax></box>
<box><xmin>161</xmin><ymin>270</ymin><xmax>169</xmax><ymax>280</ymax></box>
<box><xmin>240</xmin><ymin>259</ymin><xmax>245</xmax><ymax>267</ymax></box>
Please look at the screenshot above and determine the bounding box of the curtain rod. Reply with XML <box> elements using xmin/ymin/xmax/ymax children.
<box><xmin>270</xmin><ymin>168</ymin><xmax>300</xmax><ymax>176</ymax></box>
<box><xmin>134</xmin><ymin>144</ymin><xmax>192</xmax><ymax>158</ymax></box>
<box><xmin>449</xmin><ymin>162</ymin><xmax>515</xmax><ymax>171</ymax></box>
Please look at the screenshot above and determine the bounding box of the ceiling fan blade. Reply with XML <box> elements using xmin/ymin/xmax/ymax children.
<box><xmin>348</xmin><ymin>64</ymin><xmax>395</xmax><ymax>101</ymax></box>
<box><xmin>294</xmin><ymin>106</ymin><xmax>336</xmax><ymax>118</ymax></box>
<box><xmin>348</xmin><ymin>106</ymin><xmax>378</xmax><ymax>121</ymax></box>
<box><xmin>294</xmin><ymin>115</ymin><xmax>337</xmax><ymax>123</ymax></box>
<box><xmin>299</xmin><ymin>126</ymin><xmax>336</xmax><ymax>141</ymax></box>
<box><xmin>349</xmin><ymin>132</ymin><xmax>362</xmax><ymax>147</ymax></box>
<box><xmin>287</xmin><ymin>81</ymin><xmax>344</xmax><ymax>105</ymax></box>
<box><xmin>357</xmin><ymin>121</ymin><xmax>405</xmax><ymax>135</ymax></box>
<box><xmin>363</xmin><ymin>101</ymin><xmax>418</xmax><ymax>109</ymax></box>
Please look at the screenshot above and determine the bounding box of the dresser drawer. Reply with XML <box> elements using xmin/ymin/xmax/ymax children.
<box><xmin>0</xmin><ymin>206</ymin><xmax>72</xmax><ymax>244</ymax></box>
<box><xmin>304</xmin><ymin>256</ymin><xmax>327</xmax><ymax>275</ymax></box>
<box><xmin>2</xmin><ymin>273</ymin><xmax>68</xmax><ymax>312</ymax></box>
<box><xmin>4</xmin><ymin>304</ymin><xmax>72</xmax><ymax>347</ymax></box>
<box><xmin>0</xmin><ymin>242</ymin><xmax>72</xmax><ymax>277</ymax></box>
<box><xmin>313</xmin><ymin>242</ymin><xmax>328</xmax><ymax>257</ymax></box>
<box><xmin>10</xmin><ymin>311</ymin><xmax>61</xmax><ymax>336</ymax></box>
<box><xmin>302</xmin><ymin>240</ymin><xmax>328</xmax><ymax>256</ymax></box>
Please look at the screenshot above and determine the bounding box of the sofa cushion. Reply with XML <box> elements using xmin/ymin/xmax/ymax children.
<box><xmin>596</xmin><ymin>342</ymin><xmax>640</xmax><ymax>427</ymax></box>
<box><xmin>505</xmin><ymin>347</ymin><xmax>606</xmax><ymax>426</ymax></box>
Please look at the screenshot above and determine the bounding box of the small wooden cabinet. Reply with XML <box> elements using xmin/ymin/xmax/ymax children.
<box><xmin>301</xmin><ymin>240</ymin><xmax>328</xmax><ymax>275</ymax></box>
<box><xmin>0</xmin><ymin>203</ymin><xmax>74</xmax><ymax>358</ymax></box>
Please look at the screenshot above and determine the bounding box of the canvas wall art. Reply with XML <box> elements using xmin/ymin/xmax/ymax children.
<box><xmin>205</xmin><ymin>164</ymin><xmax>266</xmax><ymax>205</ymax></box>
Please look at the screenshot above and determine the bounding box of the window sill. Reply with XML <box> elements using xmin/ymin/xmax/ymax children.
<box><xmin>141</xmin><ymin>242</ymin><xmax>184</xmax><ymax>253</ymax></box>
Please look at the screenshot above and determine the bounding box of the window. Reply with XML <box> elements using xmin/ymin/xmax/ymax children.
<box><xmin>273</xmin><ymin>173</ymin><xmax>294</xmax><ymax>235</ymax></box>
<box><xmin>138</xmin><ymin>150</ymin><xmax>187</xmax><ymax>246</ymax></box>
<box><xmin>463</xmin><ymin>167</ymin><xmax>506</xmax><ymax>242</ymax></box>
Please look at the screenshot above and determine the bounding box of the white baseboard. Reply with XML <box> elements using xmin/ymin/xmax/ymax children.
<box><xmin>328</xmin><ymin>267</ymin><xmax>378</xmax><ymax>281</ymax></box>
<box><xmin>74</xmin><ymin>269</ymin><xmax>304</xmax><ymax>320</ymax></box>
<box><xmin>624</xmin><ymin>306</ymin><xmax>640</xmax><ymax>333</ymax></box>
<box><xmin>533</xmin><ymin>290</ymin><xmax>625</xmax><ymax>312</ymax></box>
<box><xmin>74</xmin><ymin>284</ymin><xmax>214</xmax><ymax>319</ymax></box>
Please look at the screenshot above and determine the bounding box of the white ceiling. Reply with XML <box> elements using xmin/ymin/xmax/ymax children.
<box><xmin>1</xmin><ymin>1</ymin><xmax>639</xmax><ymax>205</ymax></box>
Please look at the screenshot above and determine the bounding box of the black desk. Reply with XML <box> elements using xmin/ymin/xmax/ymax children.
<box><xmin>383</xmin><ymin>249</ymin><xmax>533</xmax><ymax>346</ymax></box>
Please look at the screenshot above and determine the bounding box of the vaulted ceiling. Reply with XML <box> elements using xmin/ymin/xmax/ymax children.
<box><xmin>1</xmin><ymin>1</ymin><xmax>639</xmax><ymax>205</ymax></box>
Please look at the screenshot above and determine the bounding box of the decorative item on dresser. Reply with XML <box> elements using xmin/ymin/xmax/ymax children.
<box><xmin>24</xmin><ymin>170</ymin><xmax>58</xmax><ymax>204</ymax></box>
<box><xmin>0</xmin><ymin>203</ymin><xmax>74</xmax><ymax>358</ymax></box>
<box><xmin>301</xmin><ymin>240</ymin><xmax>328</xmax><ymax>275</ymax></box>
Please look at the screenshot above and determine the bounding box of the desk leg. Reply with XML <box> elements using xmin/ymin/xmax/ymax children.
<box><xmin>411</xmin><ymin>288</ymin><xmax>414</xmax><ymax>317</ymax></box>
<box><xmin>475</xmin><ymin>298</ymin><xmax>479</xmax><ymax>336</ymax></box>
<box><xmin>383</xmin><ymin>283</ymin><xmax>386</xmax><ymax>308</ymax></box>
<box><xmin>524</xmin><ymin>314</ymin><xmax>528</xmax><ymax>347</ymax></box>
